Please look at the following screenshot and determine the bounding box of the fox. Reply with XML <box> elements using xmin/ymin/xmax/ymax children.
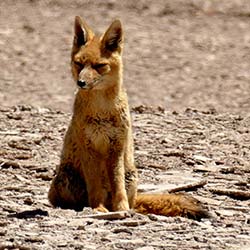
<box><xmin>48</xmin><ymin>16</ymin><xmax>209</xmax><ymax>220</ymax></box>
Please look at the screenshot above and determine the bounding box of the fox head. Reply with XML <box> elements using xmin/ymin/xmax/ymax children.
<box><xmin>71</xmin><ymin>16</ymin><xmax>123</xmax><ymax>91</ymax></box>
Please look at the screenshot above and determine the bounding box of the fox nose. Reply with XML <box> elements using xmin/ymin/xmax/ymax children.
<box><xmin>77</xmin><ymin>80</ymin><xmax>86</xmax><ymax>88</ymax></box>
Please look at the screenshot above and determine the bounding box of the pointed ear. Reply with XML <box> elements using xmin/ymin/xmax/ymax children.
<box><xmin>101</xmin><ymin>19</ymin><xmax>123</xmax><ymax>54</ymax></box>
<box><xmin>73</xmin><ymin>16</ymin><xmax>94</xmax><ymax>48</ymax></box>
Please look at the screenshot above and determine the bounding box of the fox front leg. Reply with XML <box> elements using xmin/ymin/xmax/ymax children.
<box><xmin>82</xmin><ymin>159</ymin><xmax>110</xmax><ymax>212</ymax></box>
<box><xmin>107</xmin><ymin>153</ymin><xmax>129</xmax><ymax>211</ymax></box>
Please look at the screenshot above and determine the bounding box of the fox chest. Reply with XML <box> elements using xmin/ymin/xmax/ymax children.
<box><xmin>81</xmin><ymin>118</ymin><xmax>127</xmax><ymax>156</ymax></box>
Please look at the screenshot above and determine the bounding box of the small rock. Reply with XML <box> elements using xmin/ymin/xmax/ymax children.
<box><xmin>215</xmin><ymin>209</ymin><xmax>236</xmax><ymax>217</ymax></box>
<box><xmin>118</xmin><ymin>238</ymin><xmax>145</xmax><ymax>245</ymax></box>
<box><xmin>136</xmin><ymin>247</ymin><xmax>154</xmax><ymax>250</ymax></box>
<box><xmin>24</xmin><ymin>197</ymin><xmax>34</xmax><ymax>205</ymax></box>
<box><xmin>193</xmin><ymin>155</ymin><xmax>211</xmax><ymax>163</ymax></box>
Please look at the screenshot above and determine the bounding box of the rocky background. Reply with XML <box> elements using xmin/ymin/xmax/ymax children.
<box><xmin>0</xmin><ymin>1</ymin><xmax>250</xmax><ymax>249</ymax></box>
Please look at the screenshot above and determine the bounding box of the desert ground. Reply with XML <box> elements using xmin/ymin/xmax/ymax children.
<box><xmin>0</xmin><ymin>0</ymin><xmax>249</xmax><ymax>249</ymax></box>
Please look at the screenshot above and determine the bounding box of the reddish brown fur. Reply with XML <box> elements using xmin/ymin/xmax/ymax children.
<box><xmin>48</xmin><ymin>17</ymin><xmax>208</xmax><ymax>219</ymax></box>
<box><xmin>135</xmin><ymin>194</ymin><xmax>208</xmax><ymax>220</ymax></box>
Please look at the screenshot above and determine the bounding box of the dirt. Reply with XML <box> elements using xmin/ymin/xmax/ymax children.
<box><xmin>0</xmin><ymin>0</ymin><xmax>250</xmax><ymax>249</ymax></box>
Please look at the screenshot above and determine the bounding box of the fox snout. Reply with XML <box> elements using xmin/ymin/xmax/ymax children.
<box><xmin>75</xmin><ymin>66</ymin><xmax>100</xmax><ymax>89</ymax></box>
<box><xmin>76</xmin><ymin>77</ymin><xmax>97</xmax><ymax>90</ymax></box>
<box><xmin>77</xmin><ymin>80</ymin><xmax>87</xmax><ymax>89</ymax></box>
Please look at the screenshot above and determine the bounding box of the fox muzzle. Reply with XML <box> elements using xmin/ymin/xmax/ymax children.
<box><xmin>77</xmin><ymin>80</ymin><xmax>87</xmax><ymax>89</ymax></box>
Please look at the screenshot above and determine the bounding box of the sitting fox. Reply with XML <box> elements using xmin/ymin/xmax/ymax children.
<box><xmin>48</xmin><ymin>16</ymin><xmax>208</xmax><ymax>220</ymax></box>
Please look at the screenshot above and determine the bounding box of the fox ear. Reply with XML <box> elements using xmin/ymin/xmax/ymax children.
<box><xmin>73</xmin><ymin>16</ymin><xmax>94</xmax><ymax>48</ymax></box>
<box><xmin>101</xmin><ymin>19</ymin><xmax>123</xmax><ymax>54</ymax></box>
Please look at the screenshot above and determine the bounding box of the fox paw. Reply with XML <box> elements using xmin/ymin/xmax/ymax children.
<box><xmin>93</xmin><ymin>204</ymin><xmax>109</xmax><ymax>213</ymax></box>
<box><xmin>113</xmin><ymin>200</ymin><xmax>129</xmax><ymax>211</ymax></box>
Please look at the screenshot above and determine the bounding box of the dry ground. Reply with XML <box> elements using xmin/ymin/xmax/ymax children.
<box><xmin>0</xmin><ymin>1</ymin><xmax>250</xmax><ymax>249</ymax></box>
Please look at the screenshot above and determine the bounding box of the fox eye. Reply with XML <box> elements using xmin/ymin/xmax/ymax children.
<box><xmin>94</xmin><ymin>63</ymin><xmax>106</xmax><ymax>68</ymax></box>
<box><xmin>94</xmin><ymin>63</ymin><xmax>110</xmax><ymax>74</ymax></box>
<box><xmin>74</xmin><ymin>61</ymin><xmax>84</xmax><ymax>68</ymax></box>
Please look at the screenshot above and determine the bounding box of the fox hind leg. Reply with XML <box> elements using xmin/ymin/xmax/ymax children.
<box><xmin>48</xmin><ymin>164</ymin><xmax>88</xmax><ymax>211</ymax></box>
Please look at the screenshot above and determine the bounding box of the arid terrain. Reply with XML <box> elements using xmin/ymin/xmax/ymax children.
<box><xmin>0</xmin><ymin>1</ymin><xmax>249</xmax><ymax>249</ymax></box>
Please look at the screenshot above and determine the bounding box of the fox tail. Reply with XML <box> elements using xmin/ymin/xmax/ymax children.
<box><xmin>134</xmin><ymin>193</ymin><xmax>209</xmax><ymax>220</ymax></box>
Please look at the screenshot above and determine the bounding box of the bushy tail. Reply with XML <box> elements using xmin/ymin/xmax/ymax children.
<box><xmin>134</xmin><ymin>193</ymin><xmax>209</xmax><ymax>220</ymax></box>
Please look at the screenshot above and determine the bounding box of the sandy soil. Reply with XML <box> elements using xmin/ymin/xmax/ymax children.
<box><xmin>1</xmin><ymin>0</ymin><xmax>250</xmax><ymax>114</ymax></box>
<box><xmin>0</xmin><ymin>1</ymin><xmax>250</xmax><ymax>249</ymax></box>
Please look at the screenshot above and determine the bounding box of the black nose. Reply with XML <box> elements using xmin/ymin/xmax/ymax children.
<box><xmin>77</xmin><ymin>80</ymin><xmax>86</xmax><ymax>88</ymax></box>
